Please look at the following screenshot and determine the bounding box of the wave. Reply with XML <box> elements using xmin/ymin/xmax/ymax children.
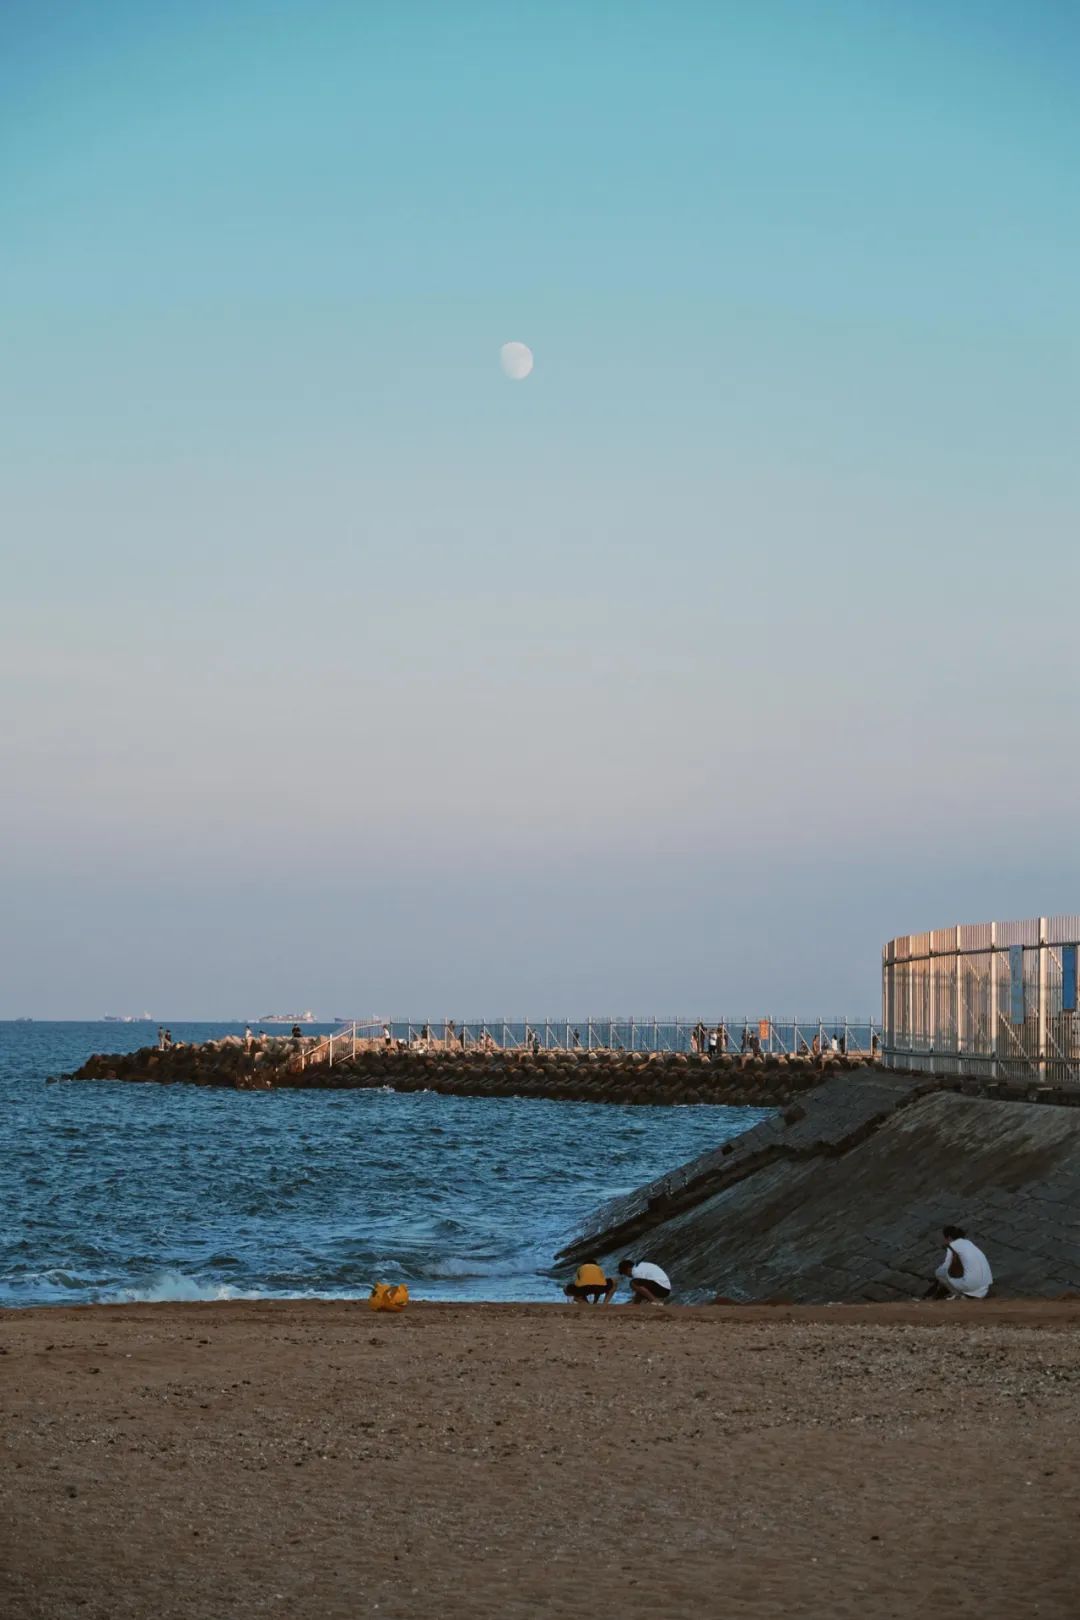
<box><xmin>417</xmin><ymin>1252</ymin><xmax>536</xmax><ymax>1280</ymax></box>
<box><xmin>0</xmin><ymin>1267</ymin><xmax>99</xmax><ymax>1295</ymax></box>
<box><xmin>107</xmin><ymin>1269</ymin><xmax>255</xmax><ymax>1304</ymax></box>
<box><xmin>104</xmin><ymin>1268</ymin><xmax>379</xmax><ymax>1305</ymax></box>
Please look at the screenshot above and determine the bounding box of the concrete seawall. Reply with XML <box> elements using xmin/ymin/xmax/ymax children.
<box><xmin>557</xmin><ymin>1075</ymin><xmax>1080</xmax><ymax>1301</ymax></box>
<box><xmin>62</xmin><ymin>1041</ymin><xmax>873</xmax><ymax>1106</ymax></box>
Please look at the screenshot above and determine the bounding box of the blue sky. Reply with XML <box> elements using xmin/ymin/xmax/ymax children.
<box><xmin>2</xmin><ymin>1</ymin><xmax>1078</xmax><ymax>1017</ymax></box>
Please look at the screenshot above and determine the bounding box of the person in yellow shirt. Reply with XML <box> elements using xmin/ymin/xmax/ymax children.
<box><xmin>563</xmin><ymin>1261</ymin><xmax>615</xmax><ymax>1304</ymax></box>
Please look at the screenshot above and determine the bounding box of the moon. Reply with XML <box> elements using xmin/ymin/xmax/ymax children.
<box><xmin>500</xmin><ymin>341</ymin><xmax>534</xmax><ymax>380</ymax></box>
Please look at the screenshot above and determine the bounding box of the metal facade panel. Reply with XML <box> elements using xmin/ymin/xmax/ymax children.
<box><xmin>881</xmin><ymin>915</ymin><xmax>1080</xmax><ymax>1084</ymax></box>
<box><xmin>997</xmin><ymin>918</ymin><xmax>1040</xmax><ymax>947</ymax></box>
<box><xmin>1009</xmin><ymin>945</ymin><xmax>1026</xmax><ymax>1024</ymax></box>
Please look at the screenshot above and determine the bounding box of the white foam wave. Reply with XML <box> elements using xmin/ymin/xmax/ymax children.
<box><xmin>105</xmin><ymin>1270</ymin><xmax>379</xmax><ymax>1305</ymax></box>
<box><xmin>109</xmin><ymin>1269</ymin><xmax>252</xmax><ymax>1304</ymax></box>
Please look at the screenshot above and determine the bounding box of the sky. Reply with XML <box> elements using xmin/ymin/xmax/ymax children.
<box><xmin>2</xmin><ymin>0</ymin><xmax>1078</xmax><ymax>1018</ymax></box>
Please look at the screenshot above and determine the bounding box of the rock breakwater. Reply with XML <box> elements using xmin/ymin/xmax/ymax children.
<box><xmin>61</xmin><ymin>1040</ymin><xmax>874</xmax><ymax>1106</ymax></box>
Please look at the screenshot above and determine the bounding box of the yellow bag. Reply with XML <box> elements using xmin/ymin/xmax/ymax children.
<box><xmin>368</xmin><ymin>1282</ymin><xmax>409</xmax><ymax>1312</ymax></box>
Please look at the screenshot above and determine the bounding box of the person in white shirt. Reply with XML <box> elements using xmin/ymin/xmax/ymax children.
<box><xmin>933</xmin><ymin>1225</ymin><xmax>993</xmax><ymax>1300</ymax></box>
<box><xmin>618</xmin><ymin>1258</ymin><xmax>672</xmax><ymax>1304</ymax></box>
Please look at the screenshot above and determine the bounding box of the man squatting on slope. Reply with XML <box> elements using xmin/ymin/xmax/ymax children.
<box><xmin>927</xmin><ymin>1225</ymin><xmax>993</xmax><ymax>1300</ymax></box>
<box><xmin>619</xmin><ymin>1258</ymin><xmax>672</xmax><ymax>1303</ymax></box>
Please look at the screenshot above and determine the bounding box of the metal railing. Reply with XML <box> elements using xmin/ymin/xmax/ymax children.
<box><xmin>295</xmin><ymin>1021</ymin><xmax>383</xmax><ymax>1070</ymax></box>
<box><xmin>882</xmin><ymin>917</ymin><xmax>1080</xmax><ymax>1084</ymax></box>
<box><xmin>296</xmin><ymin>1016</ymin><xmax>881</xmax><ymax>1064</ymax></box>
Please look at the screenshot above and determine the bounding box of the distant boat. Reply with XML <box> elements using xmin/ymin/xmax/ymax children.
<box><xmin>259</xmin><ymin>1011</ymin><xmax>317</xmax><ymax>1024</ymax></box>
<box><xmin>13</xmin><ymin>1017</ymin><xmax>33</xmax><ymax>1023</ymax></box>
<box><xmin>103</xmin><ymin>1013</ymin><xmax>154</xmax><ymax>1023</ymax></box>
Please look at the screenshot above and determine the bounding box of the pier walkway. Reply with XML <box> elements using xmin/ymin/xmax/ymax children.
<box><xmin>297</xmin><ymin>1015</ymin><xmax>882</xmax><ymax>1071</ymax></box>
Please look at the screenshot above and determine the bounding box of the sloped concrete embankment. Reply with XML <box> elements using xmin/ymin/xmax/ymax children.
<box><xmin>557</xmin><ymin>1076</ymin><xmax>1080</xmax><ymax>1301</ymax></box>
<box><xmin>63</xmin><ymin>1042</ymin><xmax>870</xmax><ymax>1106</ymax></box>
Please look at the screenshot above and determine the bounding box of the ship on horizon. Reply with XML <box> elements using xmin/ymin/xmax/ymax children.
<box><xmin>259</xmin><ymin>1011</ymin><xmax>317</xmax><ymax>1024</ymax></box>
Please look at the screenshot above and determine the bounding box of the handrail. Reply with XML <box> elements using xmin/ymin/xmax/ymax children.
<box><xmin>296</xmin><ymin>1021</ymin><xmax>384</xmax><ymax>1071</ymax></box>
<box><xmin>293</xmin><ymin>1016</ymin><xmax>882</xmax><ymax>1066</ymax></box>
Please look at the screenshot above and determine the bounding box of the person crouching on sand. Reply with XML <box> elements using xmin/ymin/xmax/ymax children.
<box><xmin>618</xmin><ymin>1258</ymin><xmax>672</xmax><ymax>1304</ymax></box>
<box><xmin>927</xmin><ymin>1225</ymin><xmax>993</xmax><ymax>1300</ymax></box>
<box><xmin>564</xmin><ymin>1262</ymin><xmax>615</xmax><ymax>1304</ymax></box>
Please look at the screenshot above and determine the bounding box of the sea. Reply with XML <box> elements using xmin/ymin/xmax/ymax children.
<box><xmin>0</xmin><ymin>1022</ymin><xmax>769</xmax><ymax>1308</ymax></box>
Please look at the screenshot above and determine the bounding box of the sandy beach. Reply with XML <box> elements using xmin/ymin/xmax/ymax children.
<box><xmin>2</xmin><ymin>1300</ymin><xmax>1079</xmax><ymax>1619</ymax></box>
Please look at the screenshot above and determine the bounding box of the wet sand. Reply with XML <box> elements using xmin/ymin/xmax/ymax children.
<box><xmin>2</xmin><ymin>1299</ymin><xmax>1079</xmax><ymax>1619</ymax></box>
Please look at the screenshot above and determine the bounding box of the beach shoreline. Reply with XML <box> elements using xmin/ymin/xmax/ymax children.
<box><xmin>3</xmin><ymin>1299</ymin><xmax>1078</xmax><ymax>1618</ymax></box>
<box><xmin>5</xmin><ymin>1295</ymin><xmax>1080</xmax><ymax>1326</ymax></box>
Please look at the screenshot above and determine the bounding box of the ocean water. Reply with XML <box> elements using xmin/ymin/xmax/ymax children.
<box><xmin>0</xmin><ymin>1023</ymin><xmax>769</xmax><ymax>1307</ymax></box>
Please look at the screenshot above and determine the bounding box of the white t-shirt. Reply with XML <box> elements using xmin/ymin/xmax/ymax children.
<box><xmin>631</xmin><ymin>1261</ymin><xmax>671</xmax><ymax>1291</ymax></box>
<box><xmin>944</xmin><ymin>1238</ymin><xmax>992</xmax><ymax>1298</ymax></box>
